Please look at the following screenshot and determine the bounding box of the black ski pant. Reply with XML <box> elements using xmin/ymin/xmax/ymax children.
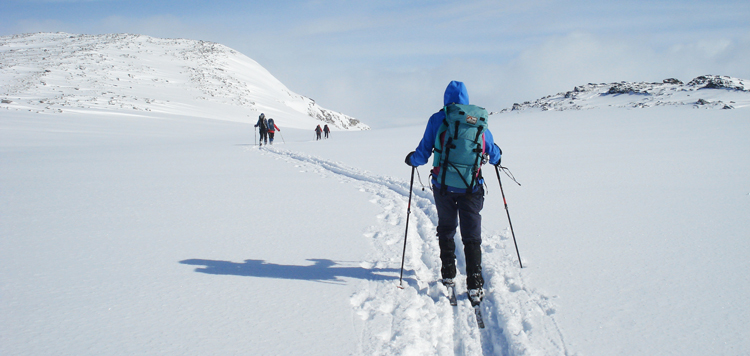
<box><xmin>433</xmin><ymin>186</ymin><xmax>484</xmax><ymax>290</ymax></box>
<box><xmin>268</xmin><ymin>131</ymin><xmax>275</xmax><ymax>143</ymax></box>
<box><xmin>259</xmin><ymin>129</ymin><xmax>268</xmax><ymax>144</ymax></box>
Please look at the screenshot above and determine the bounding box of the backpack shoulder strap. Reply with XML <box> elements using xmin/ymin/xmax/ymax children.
<box><xmin>432</xmin><ymin>112</ymin><xmax>449</xmax><ymax>167</ymax></box>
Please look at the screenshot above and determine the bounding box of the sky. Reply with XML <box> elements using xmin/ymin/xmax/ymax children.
<box><xmin>2</xmin><ymin>0</ymin><xmax>750</xmax><ymax>127</ymax></box>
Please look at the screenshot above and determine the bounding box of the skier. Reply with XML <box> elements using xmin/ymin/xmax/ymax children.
<box><xmin>315</xmin><ymin>125</ymin><xmax>322</xmax><ymax>140</ymax></box>
<box><xmin>267</xmin><ymin>117</ymin><xmax>281</xmax><ymax>144</ymax></box>
<box><xmin>254</xmin><ymin>113</ymin><xmax>269</xmax><ymax>146</ymax></box>
<box><xmin>323</xmin><ymin>124</ymin><xmax>330</xmax><ymax>139</ymax></box>
<box><xmin>404</xmin><ymin>81</ymin><xmax>502</xmax><ymax>307</ymax></box>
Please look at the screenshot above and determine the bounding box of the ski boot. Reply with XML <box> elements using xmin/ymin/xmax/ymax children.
<box><xmin>441</xmin><ymin>278</ymin><xmax>455</xmax><ymax>287</ymax></box>
<box><xmin>442</xmin><ymin>278</ymin><xmax>457</xmax><ymax>306</ymax></box>
<box><xmin>468</xmin><ymin>288</ymin><xmax>484</xmax><ymax>307</ymax></box>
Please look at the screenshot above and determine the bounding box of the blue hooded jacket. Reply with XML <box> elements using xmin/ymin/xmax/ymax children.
<box><xmin>409</xmin><ymin>81</ymin><xmax>502</xmax><ymax>192</ymax></box>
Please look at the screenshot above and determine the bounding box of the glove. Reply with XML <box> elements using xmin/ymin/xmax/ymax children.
<box><xmin>404</xmin><ymin>151</ymin><xmax>416</xmax><ymax>167</ymax></box>
<box><xmin>492</xmin><ymin>146</ymin><xmax>503</xmax><ymax>166</ymax></box>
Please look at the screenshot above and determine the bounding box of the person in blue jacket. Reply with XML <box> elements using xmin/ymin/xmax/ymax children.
<box><xmin>404</xmin><ymin>81</ymin><xmax>502</xmax><ymax>306</ymax></box>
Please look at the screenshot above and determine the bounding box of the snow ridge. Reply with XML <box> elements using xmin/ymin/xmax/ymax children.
<box><xmin>0</xmin><ymin>32</ymin><xmax>369</xmax><ymax>130</ymax></box>
<box><xmin>255</xmin><ymin>145</ymin><xmax>568</xmax><ymax>355</ymax></box>
<box><xmin>501</xmin><ymin>75</ymin><xmax>750</xmax><ymax>113</ymax></box>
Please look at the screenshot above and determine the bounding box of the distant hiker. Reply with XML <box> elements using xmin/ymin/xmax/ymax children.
<box><xmin>254</xmin><ymin>113</ymin><xmax>269</xmax><ymax>146</ymax></box>
<box><xmin>315</xmin><ymin>125</ymin><xmax>322</xmax><ymax>140</ymax></box>
<box><xmin>323</xmin><ymin>124</ymin><xmax>330</xmax><ymax>139</ymax></box>
<box><xmin>404</xmin><ymin>81</ymin><xmax>502</xmax><ymax>307</ymax></box>
<box><xmin>267</xmin><ymin>118</ymin><xmax>281</xmax><ymax>144</ymax></box>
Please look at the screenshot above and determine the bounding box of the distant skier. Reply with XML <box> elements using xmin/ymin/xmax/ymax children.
<box><xmin>323</xmin><ymin>124</ymin><xmax>330</xmax><ymax>139</ymax></box>
<box><xmin>315</xmin><ymin>125</ymin><xmax>322</xmax><ymax>141</ymax></box>
<box><xmin>404</xmin><ymin>81</ymin><xmax>502</xmax><ymax>308</ymax></box>
<box><xmin>254</xmin><ymin>113</ymin><xmax>268</xmax><ymax>146</ymax></box>
<box><xmin>267</xmin><ymin>117</ymin><xmax>281</xmax><ymax>144</ymax></box>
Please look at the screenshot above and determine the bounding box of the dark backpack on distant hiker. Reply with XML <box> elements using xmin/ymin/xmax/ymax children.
<box><xmin>267</xmin><ymin>118</ymin><xmax>275</xmax><ymax>131</ymax></box>
<box><xmin>432</xmin><ymin>103</ymin><xmax>489</xmax><ymax>191</ymax></box>
<box><xmin>259</xmin><ymin>117</ymin><xmax>268</xmax><ymax>131</ymax></box>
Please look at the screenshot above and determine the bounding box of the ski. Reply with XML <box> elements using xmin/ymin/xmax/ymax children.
<box><xmin>444</xmin><ymin>281</ymin><xmax>482</xmax><ymax>328</ymax></box>
<box><xmin>474</xmin><ymin>305</ymin><xmax>485</xmax><ymax>329</ymax></box>
<box><xmin>448</xmin><ymin>284</ymin><xmax>457</xmax><ymax>306</ymax></box>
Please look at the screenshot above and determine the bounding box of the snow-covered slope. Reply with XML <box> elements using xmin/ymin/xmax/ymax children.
<box><xmin>501</xmin><ymin>75</ymin><xmax>750</xmax><ymax>113</ymax></box>
<box><xmin>0</xmin><ymin>32</ymin><xmax>369</xmax><ymax>130</ymax></box>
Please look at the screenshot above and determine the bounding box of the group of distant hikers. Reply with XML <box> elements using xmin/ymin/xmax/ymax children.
<box><xmin>252</xmin><ymin>81</ymin><xmax>517</xmax><ymax>314</ymax></box>
<box><xmin>254</xmin><ymin>113</ymin><xmax>332</xmax><ymax>145</ymax></box>
<box><xmin>314</xmin><ymin>124</ymin><xmax>330</xmax><ymax>140</ymax></box>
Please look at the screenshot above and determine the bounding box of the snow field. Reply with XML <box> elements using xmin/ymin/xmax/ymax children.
<box><xmin>1</xmin><ymin>112</ymin><xmax>371</xmax><ymax>356</ymax></box>
<box><xmin>4</xmin><ymin>101</ymin><xmax>750</xmax><ymax>355</ymax></box>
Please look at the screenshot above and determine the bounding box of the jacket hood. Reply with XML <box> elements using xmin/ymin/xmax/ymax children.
<box><xmin>444</xmin><ymin>81</ymin><xmax>469</xmax><ymax>106</ymax></box>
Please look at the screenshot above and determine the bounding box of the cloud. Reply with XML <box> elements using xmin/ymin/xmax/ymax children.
<box><xmin>13</xmin><ymin>18</ymin><xmax>76</xmax><ymax>34</ymax></box>
<box><xmin>6</xmin><ymin>13</ymin><xmax>204</xmax><ymax>41</ymax></box>
<box><xmin>507</xmin><ymin>31</ymin><xmax>750</xmax><ymax>90</ymax></box>
<box><xmin>306</xmin><ymin>29</ymin><xmax>750</xmax><ymax>128</ymax></box>
<box><xmin>97</xmin><ymin>15</ymin><xmax>203</xmax><ymax>39</ymax></box>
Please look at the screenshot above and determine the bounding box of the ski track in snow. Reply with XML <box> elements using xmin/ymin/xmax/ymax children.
<box><xmin>252</xmin><ymin>145</ymin><xmax>568</xmax><ymax>356</ymax></box>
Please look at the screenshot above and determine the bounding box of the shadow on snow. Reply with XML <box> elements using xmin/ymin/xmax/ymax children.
<box><xmin>180</xmin><ymin>258</ymin><xmax>408</xmax><ymax>284</ymax></box>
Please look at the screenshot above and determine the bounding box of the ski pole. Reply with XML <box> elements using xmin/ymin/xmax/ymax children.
<box><xmin>254</xmin><ymin>127</ymin><xmax>257</xmax><ymax>146</ymax></box>
<box><xmin>398</xmin><ymin>166</ymin><xmax>416</xmax><ymax>288</ymax></box>
<box><xmin>279</xmin><ymin>131</ymin><xmax>285</xmax><ymax>144</ymax></box>
<box><xmin>495</xmin><ymin>165</ymin><xmax>523</xmax><ymax>268</ymax></box>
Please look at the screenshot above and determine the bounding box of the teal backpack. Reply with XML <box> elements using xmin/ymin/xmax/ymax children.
<box><xmin>432</xmin><ymin>103</ymin><xmax>489</xmax><ymax>192</ymax></box>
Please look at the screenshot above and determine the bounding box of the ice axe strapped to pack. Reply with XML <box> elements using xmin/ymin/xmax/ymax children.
<box><xmin>432</xmin><ymin>103</ymin><xmax>489</xmax><ymax>193</ymax></box>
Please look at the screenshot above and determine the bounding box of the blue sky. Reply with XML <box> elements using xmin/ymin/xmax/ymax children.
<box><xmin>2</xmin><ymin>0</ymin><xmax>749</xmax><ymax>126</ymax></box>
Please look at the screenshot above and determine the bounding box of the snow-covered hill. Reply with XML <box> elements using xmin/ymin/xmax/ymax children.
<box><xmin>0</xmin><ymin>32</ymin><xmax>369</xmax><ymax>130</ymax></box>
<box><xmin>500</xmin><ymin>75</ymin><xmax>750</xmax><ymax>113</ymax></box>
